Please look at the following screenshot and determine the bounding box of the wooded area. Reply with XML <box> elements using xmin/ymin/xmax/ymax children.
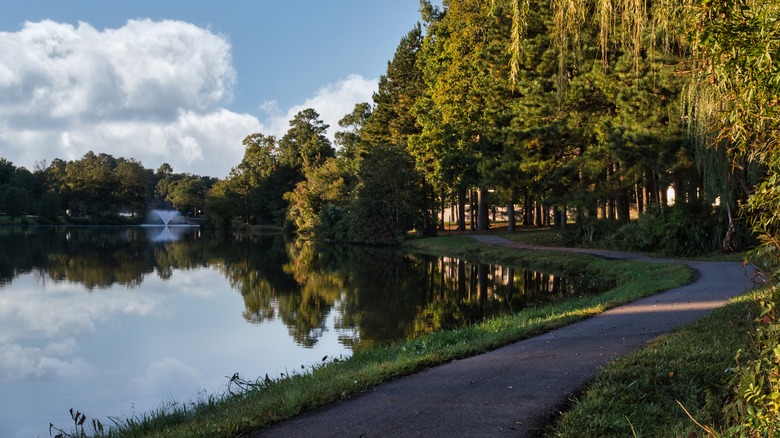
<box><xmin>1</xmin><ymin>0</ymin><xmax>777</xmax><ymax>258</ymax></box>
<box><xmin>201</xmin><ymin>0</ymin><xmax>776</xmax><ymax>258</ymax></box>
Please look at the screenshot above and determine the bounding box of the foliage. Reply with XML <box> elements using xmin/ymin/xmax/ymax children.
<box><xmin>722</xmin><ymin>290</ymin><xmax>780</xmax><ymax>436</ymax></box>
<box><xmin>285</xmin><ymin>158</ymin><xmax>346</xmax><ymax>237</ymax></box>
<box><xmin>564</xmin><ymin>203</ymin><xmax>753</xmax><ymax>257</ymax></box>
<box><xmin>350</xmin><ymin>144</ymin><xmax>424</xmax><ymax>242</ymax></box>
<box><xmin>0</xmin><ymin>152</ymin><xmax>224</xmax><ymax>224</ymax></box>
<box><xmin>682</xmin><ymin>1</ymin><xmax>780</xmax><ymax>434</ymax></box>
<box><xmin>0</xmin><ymin>184</ymin><xmax>32</xmax><ymax>220</ymax></box>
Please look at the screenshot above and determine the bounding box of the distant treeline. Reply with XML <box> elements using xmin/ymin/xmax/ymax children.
<box><xmin>0</xmin><ymin>153</ymin><xmax>215</xmax><ymax>222</ymax></box>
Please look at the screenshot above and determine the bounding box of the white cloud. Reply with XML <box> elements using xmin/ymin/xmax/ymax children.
<box><xmin>0</xmin><ymin>19</ymin><xmax>260</xmax><ymax>177</ymax></box>
<box><xmin>0</xmin><ymin>19</ymin><xmax>377</xmax><ymax>178</ymax></box>
<box><xmin>260</xmin><ymin>74</ymin><xmax>377</xmax><ymax>146</ymax></box>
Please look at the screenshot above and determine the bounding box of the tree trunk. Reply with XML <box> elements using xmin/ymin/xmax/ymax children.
<box><xmin>535</xmin><ymin>200</ymin><xmax>542</xmax><ymax>227</ymax></box>
<box><xmin>470</xmin><ymin>189</ymin><xmax>476</xmax><ymax>230</ymax></box>
<box><xmin>616</xmin><ymin>190</ymin><xmax>629</xmax><ymax>223</ymax></box>
<box><xmin>507</xmin><ymin>202</ymin><xmax>515</xmax><ymax>232</ymax></box>
<box><xmin>559</xmin><ymin>204</ymin><xmax>567</xmax><ymax>229</ymax></box>
<box><xmin>477</xmin><ymin>187</ymin><xmax>489</xmax><ymax>231</ymax></box>
<box><xmin>723</xmin><ymin>200</ymin><xmax>737</xmax><ymax>252</ymax></box>
<box><xmin>457</xmin><ymin>187</ymin><xmax>466</xmax><ymax>231</ymax></box>
<box><xmin>524</xmin><ymin>193</ymin><xmax>532</xmax><ymax>226</ymax></box>
<box><xmin>439</xmin><ymin>190</ymin><xmax>446</xmax><ymax>231</ymax></box>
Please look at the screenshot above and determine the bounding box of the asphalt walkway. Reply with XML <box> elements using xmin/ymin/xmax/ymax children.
<box><xmin>254</xmin><ymin>236</ymin><xmax>756</xmax><ymax>437</ymax></box>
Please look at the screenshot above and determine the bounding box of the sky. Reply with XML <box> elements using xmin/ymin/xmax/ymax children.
<box><xmin>0</xmin><ymin>1</ymin><xmax>438</xmax><ymax>178</ymax></box>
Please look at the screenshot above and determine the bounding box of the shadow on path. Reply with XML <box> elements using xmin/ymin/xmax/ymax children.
<box><xmin>255</xmin><ymin>236</ymin><xmax>756</xmax><ymax>437</ymax></box>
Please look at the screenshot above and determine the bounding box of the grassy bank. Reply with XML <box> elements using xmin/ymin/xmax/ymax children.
<box><xmin>547</xmin><ymin>288</ymin><xmax>765</xmax><ymax>437</ymax></box>
<box><xmin>73</xmin><ymin>235</ymin><xmax>691</xmax><ymax>437</ymax></box>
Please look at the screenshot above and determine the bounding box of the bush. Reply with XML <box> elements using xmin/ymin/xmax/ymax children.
<box><xmin>315</xmin><ymin>204</ymin><xmax>350</xmax><ymax>241</ymax></box>
<box><xmin>721</xmin><ymin>289</ymin><xmax>780</xmax><ymax>436</ymax></box>
<box><xmin>564</xmin><ymin>203</ymin><xmax>752</xmax><ymax>257</ymax></box>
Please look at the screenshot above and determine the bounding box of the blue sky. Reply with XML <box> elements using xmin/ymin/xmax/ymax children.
<box><xmin>0</xmin><ymin>2</ymin><xmax>437</xmax><ymax>177</ymax></box>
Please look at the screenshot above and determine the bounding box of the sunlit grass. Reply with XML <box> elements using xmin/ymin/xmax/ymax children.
<box><xmin>66</xmin><ymin>236</ymin><xmax>691</xmax><ymax>437</ymax></box>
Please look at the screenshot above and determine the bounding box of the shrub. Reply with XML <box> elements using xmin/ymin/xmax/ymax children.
<box><xmin>721</xmin><ymin>289</ymin><xmax>780</xmax><ymax>436</ymax></box>
<box><xmin>564</xmin><ymin>203</ymin><xmax>752</xmax><ymax>257</ymax></box>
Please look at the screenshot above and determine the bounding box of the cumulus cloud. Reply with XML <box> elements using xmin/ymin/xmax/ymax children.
<box><xmin>260</xmin><ymin>74</ymin><xmax>377</xmax><ymax>145</ymax></box>
<box><xmin>0</xmin><ymin>19</ymin><xmax>378</xmax><ymax>177</ymax></box>
<box><xmin>0</xmin><ymin>19</ymin><xmax>260</xmax><ymax>177</ymax></box>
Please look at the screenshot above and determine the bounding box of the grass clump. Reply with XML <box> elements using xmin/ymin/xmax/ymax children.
<box><xmin>68</xmin><ymin>236</ymin><xmax>690</xmax><ymax>437</ymax></box>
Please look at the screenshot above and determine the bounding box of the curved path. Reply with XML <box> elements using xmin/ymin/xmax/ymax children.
<box><xmin>255</xmin><ymin>236</ymin><xmax>756</xmax><ymax>437</ymax></box>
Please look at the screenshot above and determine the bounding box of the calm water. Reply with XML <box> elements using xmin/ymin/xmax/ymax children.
<box><xmin>0</xmin><ymin>227</ymin><xmax>584</xmax><ymax>437</ymax></box>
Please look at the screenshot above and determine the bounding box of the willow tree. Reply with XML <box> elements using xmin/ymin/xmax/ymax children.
<box><xmin>680</xmin><ymin>1</ymin><xmax>779</xmax><ymax>260</ymax></box>
<box><xmin>505</xmin><ymin>0</ymin><xmax>778</xmax><ymax>432</ymax></box>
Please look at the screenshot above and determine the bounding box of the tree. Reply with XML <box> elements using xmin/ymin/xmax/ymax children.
<box><xmin>0</xmin><ymin>158</ymin><xmax>15</xmax><ymax>185</ymax></box>
<box><xmin>285</xmin><ymin>158</ymin><xmax>347</xmax><ymax>238</ymax></box>
<box><xmin>278</xmin><ymin>108</ymin><xmax>334</xmax><ymax>171</ymax></box>
<box><xmin>166</xmin><ymin>176</ymin><xmax>210</xmax><ymax>216</ymax></box>
<box><xmin>363</xmin><ymin>24</ymin><xmax>425</xmax><ymax>149</ymax></box>
<box><xmin>0</xmin><ymin>185</ymin><xmax>31</xmax><ymax>220</ymax></box>
<box><xmin>38</xmin><ymin>191</ymin><xmax>62</xmax><ymax>221</ymax></box>
<box><xmin>335</xmin><ymin>102</ymin><xmax>372</xmax><ymax>180</ymax></box>
<box><xmin>351</xmin><ymin>144</ymin><xmax>424</xmax><ymax>241</ymax></box>
<box><xmin>414</xmin><ymin>0</ymin><xmax>519</xmax><ymax>232</ymax></box>
<box><xmin>205</xmin><ymin>180</ymin><xmax>240</xmax><ymax>230</ymax></box>
<box><xmin>114</xmin><ymin>158</ymin><xmax>149</xmax><ymax>216</ymax></box>
<box><xmin>62</xmin><ymin>152</ymin><xmax>120</xmax><ymax>216</ymax></box>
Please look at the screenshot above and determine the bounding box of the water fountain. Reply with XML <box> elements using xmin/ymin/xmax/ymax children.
<box><xmin>150</xmin><ymin>209</ymin><xmax>181</xmax><ymax>226</ymax></box>
<box><xmin>142</xmin><ymin>209</ymin><xmax>199</xmax><ymax>242</ymax></box>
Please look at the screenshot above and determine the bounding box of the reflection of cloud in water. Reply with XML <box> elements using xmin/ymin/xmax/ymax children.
<box><xmin>0</xmin><ymin>280</ymin><xmax>158</xmax><ymax>344</ymax></box>
<box><xmin>0</xmin><ymin>274</ymin><xmax>159</xmax><ymax>381</ymax></box>
<box><xmin>0</xmin><ymin>339</ymin><xmax>92</xmax><ymax>380</ymax></box>
<box><xmin>126</xmin><ymin>357</ymin><xmax>205</xmax><ymax>396</ymax></box>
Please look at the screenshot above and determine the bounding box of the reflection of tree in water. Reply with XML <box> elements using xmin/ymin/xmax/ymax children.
<box><xmin>0</xmin><ymin>228</ymin><xmax>593</xmax><ymax>350</ymax></box>
<box><xmin>0</xmin><ymin>228</ymin><xmax>56</xmax><ymax>286</ymax></box>
<box><xmin>217</xmin><ymin>237</ymin><xmax>345</xmax><ymax>347</ymax></box>
<box><xmin>215</xmin><ymin>234</ymin><xmax>293</xmax><ymax>326</ymax></box>
<box><xmin>0</xmin><ymin>227</ymin><xmax>206</xmax><ymax>290</ymax></box>
<box><xmin>411</xmin><ymin>257</ymin><xmax>579</xmax><ymax>336</ymax></box>
<box><xmin>38</xmin><ymin>228</ymin><xmax>154</xmax><ymax>289</ymax></box>
<box><xmin>334</xmin><ymin>248</ymin><xmax>431</xmax><ymax>347</ymax></box>
<box><xmin>227</xmin><ymin>241</ymin><xmax>586</xmax><ymax>348</ymax></box>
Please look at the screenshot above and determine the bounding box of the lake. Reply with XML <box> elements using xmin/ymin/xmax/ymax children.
<box><xmin>0</xmin><ymin>226</ymin><xmax>582</xmax><ymax>437</ymax></box>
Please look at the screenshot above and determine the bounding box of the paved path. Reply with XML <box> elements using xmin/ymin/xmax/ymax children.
<box><xmin>254</xmin><ymin>237</ymin><xmax>756</xmax><ymax>437</ymax></box>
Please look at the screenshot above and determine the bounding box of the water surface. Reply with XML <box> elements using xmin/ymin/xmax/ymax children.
<box><xmin>0</xmin><ymin>227</ymin><xmax>582</xmax><ymax>437</ymax></box>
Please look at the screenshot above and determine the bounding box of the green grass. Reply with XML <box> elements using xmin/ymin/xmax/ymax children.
<box><xmin>72</xmin><ymin>235</ymin><xmax>691</xmax><ymax>438</ymax></box>
<box><xmin>546</xmin><ymin>288</ymin><xmax>766</xmax><ymax>437</ymax></box>
<box><xmin>484</xmin><ymin>226</ymin><xmax>749</xmax><ymax>262</ymax></box>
